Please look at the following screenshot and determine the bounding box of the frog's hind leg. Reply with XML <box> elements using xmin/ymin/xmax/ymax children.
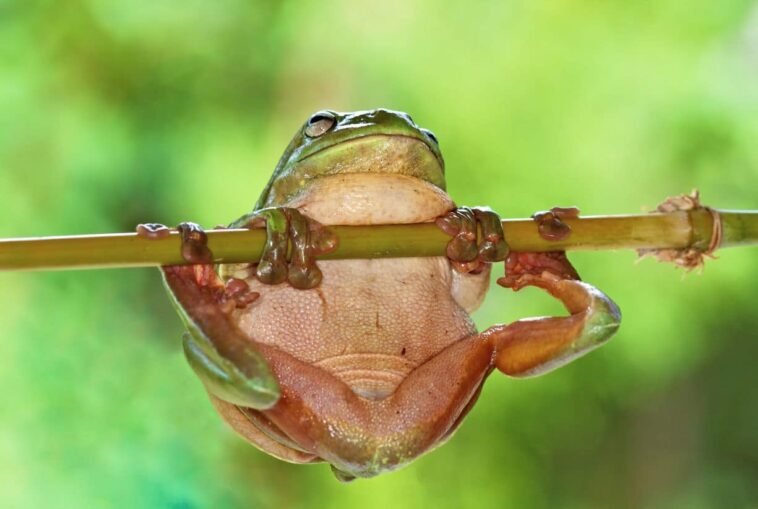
<box><xmin>209</xmin><ymin>396</ymin><xmax>321</xmax><ymax>465</ymax></box>
<box><xmin>486</xmin><ymin>252</ymin><xmax>621</xmax><ymax>377</ymax></box>
<box><xmin>251</xmin><ymin>333</ymin><xmax>495</xmax><ymax>480</ymax></box>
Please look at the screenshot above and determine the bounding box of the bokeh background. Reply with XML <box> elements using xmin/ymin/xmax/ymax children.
<box><xmin>2</xmin><ymin>1</ymin><xmax>758</xmax><ymax>508</ymax></box>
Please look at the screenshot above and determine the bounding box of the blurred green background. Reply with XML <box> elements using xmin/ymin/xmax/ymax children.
<box><xmin>2</xmin><ymin>1</ymin><xmax>758</xmax><ymax>508</ymax></box>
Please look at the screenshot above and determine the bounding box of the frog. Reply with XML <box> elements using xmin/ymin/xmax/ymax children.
<box><xmin>155</xmin><ymin>109</ymin><xmax>621</xmax><ymax>482</ymax></box>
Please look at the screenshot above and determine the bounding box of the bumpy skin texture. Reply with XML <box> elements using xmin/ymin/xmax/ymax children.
<box><xmin>162</xmin><ymin>109</ymin><xmax>621</xmax><ymax>480</ymax></box>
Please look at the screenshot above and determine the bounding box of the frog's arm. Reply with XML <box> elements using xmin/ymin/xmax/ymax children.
<box><xmin>159</xmin><ymin>208</ymin><xmax>336</xmax><ymax>408</ymax></box>
<box><xmin>486</xmin><ymin>253</ymin><xmax>621</xmax><ymax>377</ymax></box>
<box><xmin>162</xmin><ymin>264</ymin><xmax>280</xmax><ymax>409</ymax></box>
<box><xmin>439</xmin><ymin>207</ymin><xmax>620</xmax><ymax>377</ymax></box>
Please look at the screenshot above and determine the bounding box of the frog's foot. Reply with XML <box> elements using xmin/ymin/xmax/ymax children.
<box><xmin>532</xmin><ymin>206</ymin><xmax>580</xmax><ymax>241</ymax></box>
<box><xmin>241</xmin><ymin>207</ymin><xmax>337</xmax><ymax>289</ymax></box>
<box><xmin>162</xmin><ymin>264</ymin><xmax>280</xmax><ymax>409</ymax></box>
<box><xmin>138</xmin><ymin>221</ymin><xmax>261</xmax><ymax>309</ymax></box>
<box><xmin>498</xmin><ymin>251</ymin><xmax>580</xmax><ymax>289</ymax></box>
<box><xmin>177</xmin><ymin>223</ymin><xmax>260</xmax><ymax>314</ymax></box>
<box><xmin>436</xmin><ymin>206</ymin><xmax>509</xmax><ymax>273</ymax></box>
<box><xmin>177</xmin><ymin>221</ymin><xmax>214</xmax><ymax>264</ymax></box>
<box><xmin>222</xmin><ymin>277</ymin><xmax>260</xmax><ymax>311</ymax></box>
<box><xmin>484</xmin><ymin>253</ymin><xmax>620</xmax><ymax>377</ymax></box>
<box><xmin>136</xmin><ymin>222</ymin><xmax>171</xmax><ymax>239</ymax></box>
<box><xmin>330</xmin><ymin>466</ymin><xmax>357</xmax><ymax>483</ymax></box>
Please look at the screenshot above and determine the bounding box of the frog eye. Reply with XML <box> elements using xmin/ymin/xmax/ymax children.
<box><xmin>304</xmin><ymin>112</ymin><xmax>336</xmax><ymax>138</ymax></box>
<box><xmin>421</xmin><ymin>128</ymin><xmax>439</xmax><ymax>145</ymax></box>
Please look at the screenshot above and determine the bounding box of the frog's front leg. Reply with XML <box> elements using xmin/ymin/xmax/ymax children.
<box><xmin>159</xmin><ymin>211</ymin><xmax>336</xmax><ymax>409</ymax></box>
<box><xmin>487</xmin><ymin>251</ymin><xmax>621</xmax><ymax>377</ymax></box>
<box><xmin>162</xmin><ymin>263</ymin><xmax>280</xmax><ymax>408</ymax></box>
<box><xmin>438</xmin><ymin>206</ymin><xmax>620</xmax><ymax>376</ymax></box>
<box><xmin>228</xmin><ymin>207</ymin><xmax>337</xmax><ymax>289</ymax></box>
<box><xmin>139</xmin><ymin>221</ymin><xmax>275</xmax><ymax>408</ymax></box>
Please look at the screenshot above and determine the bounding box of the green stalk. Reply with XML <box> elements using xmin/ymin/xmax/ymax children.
<box><xmin>0</xmin><ymin>209</ymin><xmax>756</xmax><ymax>272</ymax></box>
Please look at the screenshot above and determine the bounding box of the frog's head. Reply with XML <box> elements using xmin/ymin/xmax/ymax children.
<box><xmin>256</xmin><ymin>109</ymin><xmax>445</xmax><ymax>208</ymax></box>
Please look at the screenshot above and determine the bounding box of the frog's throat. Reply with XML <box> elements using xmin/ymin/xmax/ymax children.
<box><xmin>262</xmin><ymin>135</ymin><xmax>445</xmax><ymax>207</ymax></box>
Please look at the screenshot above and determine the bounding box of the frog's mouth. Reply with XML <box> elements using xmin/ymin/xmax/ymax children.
<box><xmin>294</xmin><ymin>134</ymin><xmax>445</xmax><ymax>190</ymax></box>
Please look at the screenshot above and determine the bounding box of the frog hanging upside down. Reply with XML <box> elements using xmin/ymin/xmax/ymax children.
<box><xmin>151</xmin><ymin>109</ymin><xmax>621</xmax><ymax>482</ymax></box>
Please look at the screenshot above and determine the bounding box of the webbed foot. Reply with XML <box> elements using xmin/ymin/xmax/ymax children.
<box><xmin>176</xmin><ymin>221</ymin><xmax>214</xmax><ymax>263</ymax></box>
<box><xmin>498</xmin><ymin>251</ymin><xmax>580</xmax><ymax>288</ymax></box>
<box><xmin>238</xmin><ymin>207</ymin><xmax>337</xmax><ymax>289</ymax></box>
<box><xmin>532</xmin><ymin>206</ymin><xmax>580</xmax><ymax>241</ymax></box>
<box><xmin>436</xmin><ymin>206</ymin><xmax>509</xmax><ymax>272</ymax></box>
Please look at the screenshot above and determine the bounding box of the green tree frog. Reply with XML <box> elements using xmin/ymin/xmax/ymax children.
<box><xmin>154</xmin><ymin>109</ymin><xmax>621</xmax><ymax>481</ymax></box>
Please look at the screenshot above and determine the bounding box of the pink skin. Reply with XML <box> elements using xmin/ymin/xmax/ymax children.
<box><xmin>161</xmin><ymin>244</ymin><xmax>618</xmax><ymax>480</ymax></box>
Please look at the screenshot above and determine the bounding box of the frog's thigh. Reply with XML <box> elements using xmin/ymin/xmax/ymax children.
<box><xmin>257</xmin><ymin>336</ymin><xmax>493</xmax><ymax>474</ymax></box>
<box><xmin>485</xmin><ymin>276</ymin><xmax>621</xmax><ymax>377</ymax></box>
<box><xmin>386</xmin><ymin>333</ymin><xmax>494</xmax><ymax>433</ymax></box>
<box><xmin>210</xmin><ymin>395</ymin><xmax>320</xmax><ymax>464</ymax></box>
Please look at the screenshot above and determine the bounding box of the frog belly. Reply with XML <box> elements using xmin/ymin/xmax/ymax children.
<box><xmin>235</xmin><ymin>257</ymin><xmax>478</xmax><ymax>399</ymax></box>
<box><xmin>232</xmin><ymin>173</ymin><xmax>480</xmax><ymax>399</ymax></box>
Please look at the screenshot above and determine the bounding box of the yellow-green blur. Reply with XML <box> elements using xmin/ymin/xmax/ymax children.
<box><xmin>1</xmin><ymin>1</ymin><xmax>757</xmax><ymax>508</ymax></box>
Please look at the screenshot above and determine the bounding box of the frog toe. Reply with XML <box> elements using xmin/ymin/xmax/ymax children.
<box><xmin>437</xmin><ymin>207</ymin><xmax>478</xmax><ymax>262</ymax></box>
<box><xmin>330</xmin><ymin>465</ymin><xmax>357</xmax><ymax>483</ymax></box>
<box><xmin>473</xmin><ymin>207</ymin><xmax>508</xmax><ymax>262</ymax></box>
<box><xmin>532</xmin><ymin>206</ymin><xmax>580</xmax><ymax>241</ymax></box>
<box><xmin>286</xmin><ymin>208</ymin><xmax>324</xmax><ymax>289</ymax></box>
<box><xmin>251</xmin><ymin>208</ymin><xmax>290</xmax><ymax>285</ymax></box>
<box><xmin>177</xmin><ymin>222</ymin><xmax>214</xmax><ymax>263</ymax></box>
<box><xmin>437</xmin><ymin>206</ymin><xmax>509</xmax><ymax>270</ymax></box>
<box><xmin>244</xmin><ymin>207</ymin><xmax>335</xmax><ymax>290</ymax></box>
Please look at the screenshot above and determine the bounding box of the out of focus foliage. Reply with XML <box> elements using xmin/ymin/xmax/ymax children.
<box><xmin>1</xmin><ymin>1</ymin><xmax>757</xmax><ymax>508</ymax></box>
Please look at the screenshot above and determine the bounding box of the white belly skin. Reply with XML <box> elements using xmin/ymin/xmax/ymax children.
<box><xmin>230</xmin><ymin>173</ymin><xmax>490</xmax><ymax>399</ymax></box>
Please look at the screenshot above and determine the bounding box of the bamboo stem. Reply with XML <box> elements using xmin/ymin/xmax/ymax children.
<box><xmin>0</xmin><ymin>209</ymin><xmax>756</xmax><ymax>272</ymax></box>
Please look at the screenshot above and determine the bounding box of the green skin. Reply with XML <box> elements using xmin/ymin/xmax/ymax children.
<box><xmin>160</xmin><ymin>109</ymin><xmax>621</xmax><ymax>481</ymax></box>
<box><xmin>250</xmin><ymin>109</ymin><xmax>445</xmax><ymax>209</ymax></box>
